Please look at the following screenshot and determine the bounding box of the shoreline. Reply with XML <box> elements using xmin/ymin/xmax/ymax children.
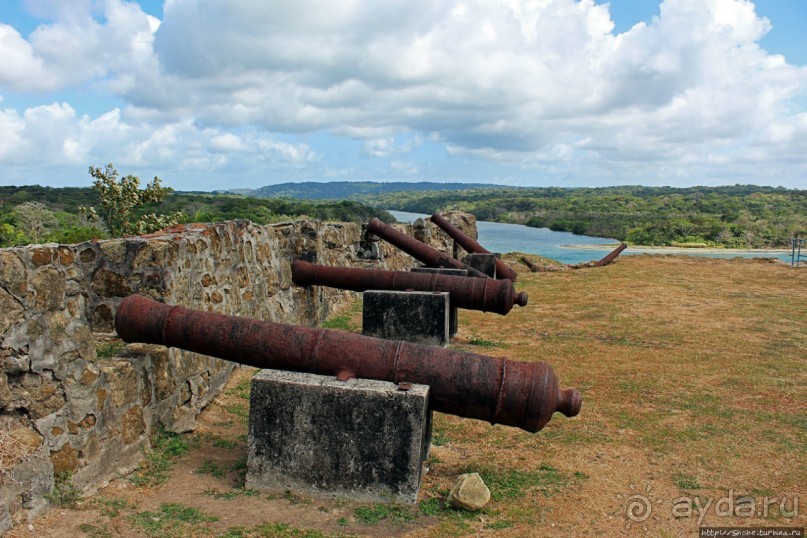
<box><xmin>561</xmin><ymin>244</ymin><xmax>791</xmax><ymax>256</ymax></box>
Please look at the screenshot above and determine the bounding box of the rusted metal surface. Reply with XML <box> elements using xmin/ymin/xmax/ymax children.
<box><xmin>520</xmin><ymin>256</ymin><xmax>538</xmax><ymax>272</ymax></box>
<box><xmin>594</xmin><ymin>243</ymin><xmax>628</xmax><ymax>267</ymax></box>
<box><xmin>366</xmin><ymin>218</ymin><xmax>488</xmax><ymax>279</ymax></box>
<box><xmin>115</xmin><ymin>295</ymin><xmax>581</xmax><ymax>433</ymax></box>
<box><xmin>292</xmin><ymin>260</ymin><xmax>527</xmax><ymax>315</ymax></box>
<box><xmin>430</xmin><ymin>213</ymin><xmax>519</xmax><ymax>281</ymax></box>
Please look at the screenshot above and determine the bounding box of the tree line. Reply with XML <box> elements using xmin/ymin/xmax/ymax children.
<box><xmin>355</xmin><ymin>185</ymin><xmax>806</xmax><ymax>248</ymax></box>
<box><xmin>0</xmin><ymin>165</ymin><xmax>393</xmax><ymax>248</ymax></box>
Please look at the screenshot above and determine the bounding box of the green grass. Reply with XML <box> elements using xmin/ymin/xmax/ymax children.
<box><xmin>475</xmin><ymin>464</ymin><xmax>581</xmax><ymax>500</ymax></box>
<box><xmin>130</xmin><ymin>427</ymin><xmax>192</xmax><ymax>488</ymax></box>
<box><xmin>321</xmin><ymin>299</ymin><xmax>363</xmax><ymax>332</ymax></box>
<box><xmin>416</xmin><ymin>497</ymin><xmax>479</xmax><ymax>537</ymax></box>
<box><xmin>225</xmin><ymin>378</ymin><xmax>252</xmax><ymax>401</ymax></box>
<box><xmin>128</xmin><ymin>503</ymin><xmax>218</xmax><ymax>538</ymax></box>
<box><xmin>354</xmin><ymin>503</ymin><xmax>417</xmax><ymax>524</ymax></box>
<box><xmin>673</xmin><ymin>472</ymin><xmax>702</xmax><ymax>490</ymax></box>
<box><xmin>225</xmin><ymin>402</ymin><xmax>250</xmax><ymax>423</ymax></box>
<box><xmin>249</xmin><ymin>522</ymin><xmax>331</xmax><ymax>537</ymax></box>
<box><xmin>90</xmin><ymin>496</ymin><xmax>137</xmax><ymax>517</ymax></box>
<box><xmin>485</xmin><ymin>520</ymin><xmax>514</xmax><ymax>530</ymax></box>
<box><xmin>321</xmin><ymin>315</ymin><xmax>353</xmax><ymax>331</ymax></box>
<box><xmin>230</xmin><ymin>456</ymin><xmax>249</xmax><ymax>488</ymax></box>
<box><xmin>195</xmin><ymin>459</ymin><xmax>227</xmax><ymax>478</ymax></box>
<box><xmin>46</xmin><ymin>471</ymin><xmax>81</xmax><ymax>508</ymax></box>
<box><xmin>212</xmin><ymin>436</ymin><xmax>239</xmax><ymax>449</ymax></box>
<box><xmin>431</xmin><ymin>432</ymin><xmax>449</xmax><ymax>446</ymax></box>
<box><xmin>467</xmin><ymin>337</ymin><xmax>503</xmax><ymax>347</ymax></box>
<box><xmin>419</xmin><ymin>498</ymin><xmax>444</xmax><ymax>516</ymax></box>
<box><xmin>231</xmin><ymin>455</ymin><xmax>247</xmax><ymax>472</ymax></box>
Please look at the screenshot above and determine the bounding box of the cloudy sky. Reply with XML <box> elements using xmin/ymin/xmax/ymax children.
<box><xmin>1</xmin><ymin>0</ymin><xmax>806</xmax><ymax>191</ymax></box>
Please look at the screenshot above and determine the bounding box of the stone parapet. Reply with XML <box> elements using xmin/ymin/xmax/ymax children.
<box><xmin>0</xmin><ymin>213</ymin><xmax>476</xmax><ymax>531</ymax></box>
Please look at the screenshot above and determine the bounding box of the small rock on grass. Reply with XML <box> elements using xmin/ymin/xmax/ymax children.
<box><xmin>447</xmin><ymin>472</ymin><xmax>490</xmax><ymax>511</ymax></box>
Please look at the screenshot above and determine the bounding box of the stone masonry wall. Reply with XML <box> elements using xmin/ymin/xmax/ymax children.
<box><xmin>0</xmin><ymin>214</ymin><xmax>476</xmax><ymax>533</ymax></box>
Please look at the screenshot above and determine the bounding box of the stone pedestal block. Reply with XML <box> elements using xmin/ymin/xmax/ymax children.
<box><xmin>246</xmin><ymin>370</ymin><xmax>431</xmax><ymax>504</ymax></box>
<box><xmin>410</xmin><ymin>267</ymin><xmax>468</xmax><ymax>337</ymax></box>
<box><xmin>461</xmin><ymin>253</ymin><xmax>498</xmax><ymax>278</ymax></box>
<box><xmin>362</xmin><ymin>290</ymin><xmax>450</xmax><ymax>347</ymax></box>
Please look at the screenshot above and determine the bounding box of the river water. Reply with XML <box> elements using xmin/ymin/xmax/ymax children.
<box><xmin>387</xmin><ymin>210</ymin><xmax>792</xmax><ymax>265</ymax></box>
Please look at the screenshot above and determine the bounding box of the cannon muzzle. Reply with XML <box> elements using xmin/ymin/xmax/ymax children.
<box><xmin>115</xmin><ymin>295</ymin><xmax>580</xmax><ymax>433</ymax></box>
<box><xmin>292</xmin><ymin>260</ymin><xmax>527</xmax><ymax>315</ymax></box>
<box><xmin>594</xmin><ymin>243</ymin><xmax>628</xmax><ymax>267</ymax></box>
<box><xmin>366</xmin><ymin>218</ymin><xmax>489</xmax><ymax>278</ymax></box>
<box><xmin>430</xmin><ymin>213</ymin><xmax>519</xmax><ymax>281</ymax></box>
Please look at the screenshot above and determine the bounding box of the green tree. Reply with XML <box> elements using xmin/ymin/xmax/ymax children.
<box><xmin>81</xmin><ymin>164</ymin><xmax>184</xmax><ymax>237</ymax></box>
<box><xmin>14</xmin><ymin>201</ymin><xmax>58</xmax><ymax>244</ymax></box>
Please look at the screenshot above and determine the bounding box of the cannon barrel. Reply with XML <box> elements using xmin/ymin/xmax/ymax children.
<box><xmin>366</xmin><ymin>218</ymin><xmax>488</xmax><ymax>278</ymax></box>
<box><xmin>594</xmin><ymin>243</ymin><xmax>628</xmax><ymax>267</ymax></box>
<box><xmin>430</xmin><ymin>213</ymin><xmax>519</xmax><ymax>281</ymax></box>
<box><xmin>292</xmin><ymin>260</ymin><xmax>527</xmax><ymax>315</ymax></box>
<box><xmin>115</xmin><ymin>295</ymin><xmax>581</xmax><ymax>433</ymax></box>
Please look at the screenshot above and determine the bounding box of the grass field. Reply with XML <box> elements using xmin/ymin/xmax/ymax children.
<box><xmin>11</xmin><ymin>255</ymin><xmax>805</xmax><ymax>537</ymax></box>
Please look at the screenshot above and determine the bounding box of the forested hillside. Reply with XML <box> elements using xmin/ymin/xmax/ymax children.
<box><xmin>251</xmin><ymin>181</ymin><xmax>501</xmax><ymax>200</ymax></box>
<box><xmin>0</xmin><ymin>186</ymin><xmax>393</xmax><ymax>247</ymax></box>
<box><xmin>356</xmin><ymin>185</ymin><xmax>806</xmax><ymax>248</ymax></box>
<box><xmin>4</xmin><ymin>183</ymin><xmax>804</xmax><ymax>249</ymax></box>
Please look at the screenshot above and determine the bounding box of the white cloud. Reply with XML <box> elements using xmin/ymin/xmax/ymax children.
<box><xmin>0</xmin><ymin>0</ymin><xmax>806</xmax><ymax>186</ymax></box>
<box><xmin>0</xmin><ymin>100</ymin><xmax>319</xmax><ymax>185</ymax></box>
<box><xmin>210</xmin><ymin>133</ymin><xmax>250</xmax><ymax>154</ymax></box>
<box><xmin>1</xmin><ymin>0</ymin><xmax>159</xmax><ymax>92</ymax></box>
<box><xmin>0</xmin><ymin>23</ymin><xmax>55</xmax><ymax>91</ymax></box>
<box><xmin>362</xmin><ymin>138</ymin><xmax>396</xmax><ymax>158</ymax></box>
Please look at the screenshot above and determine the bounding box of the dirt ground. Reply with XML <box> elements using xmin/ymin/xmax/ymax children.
<box><xmin>7</xmin><ymin>254</ymin><xmax>806</xmax><ymax>538</ymax></box>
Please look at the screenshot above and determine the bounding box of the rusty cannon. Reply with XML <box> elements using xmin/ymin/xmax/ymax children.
<box><xmin>430</xmin><ymin>212</ymin><xmax>519</xmax><ymax>281</ymax></box>
<box><xmin>292</xmin><ymin>260</ymin><xmax>527</xmax><ymax>315</ymax></box>
<box><xmin>594</xmin><ymin>243</ymin><xmax>628</xmax><ymax>267</ymax></box>
<box><xmin>115</xmin><ymin>295</ymin><xmax>581</xmax><ymax>433</ymax></box>
<box><xmin>365</xmin><ymin>218</ymin><xmax>489</xmax><ymax>278</ymax></box>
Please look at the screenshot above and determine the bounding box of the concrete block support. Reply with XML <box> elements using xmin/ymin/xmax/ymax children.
<box><xmin>362</xmin><ymin>290</ymin><xmax>450</xmax><ymax>347</ymax></box>
<box><xmin>462</xmin><ymin>253</ymin><xmax>499</xmax><ymax>278</ymax></box>
<box><xmin>410</xmin><ymin>267</ymin><xmax>468</xmax><ymax>337</ymax></box>
<box><xmin>246</xmin><ymin>370</ymin><xmax>431</xmax><ymax>504</ymax></box>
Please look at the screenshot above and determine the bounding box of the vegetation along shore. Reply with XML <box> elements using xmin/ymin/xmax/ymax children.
<box><xmin>1</xmin><ymin>177</ymin><xmax>804</xmax><ymax>251</ymax></box>
<box><xmin>355</xmin><ymin>184</ymin><xmax>806</xmax><ymax>249</ymax></box>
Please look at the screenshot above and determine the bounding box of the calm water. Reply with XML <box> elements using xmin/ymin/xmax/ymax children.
<box><xmin>387</xmin><ymin>210</ymin><xmax>792</xmax><ymax>264</ymax></box>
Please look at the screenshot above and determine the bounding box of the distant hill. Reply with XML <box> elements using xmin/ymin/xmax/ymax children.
<box><xmin>251</xmin><ymin>181</ymin><xmax>504</xmax><ymax>200</ymax></box>
<box><xmin>213</xmin><ymin>188</ymin><xmax>255</xmax><ymax>196</ymax></box>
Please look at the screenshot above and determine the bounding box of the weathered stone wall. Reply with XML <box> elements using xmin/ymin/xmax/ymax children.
<box><xmin>0</xmin><ymin>214</ymin><xmax>475</xmax><ymax>532</ymax></box>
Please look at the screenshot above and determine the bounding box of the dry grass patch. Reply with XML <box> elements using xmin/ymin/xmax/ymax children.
<box><xmin>8</xmin><ymin>255</ymin><xmax>805</xmax><ymax>538</ymax></box>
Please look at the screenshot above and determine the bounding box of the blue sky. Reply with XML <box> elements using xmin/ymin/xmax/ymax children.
<box><xmin>1</xmin><ymin>0</ymin><xmax>806</xmax><ymax>191</ymax></box>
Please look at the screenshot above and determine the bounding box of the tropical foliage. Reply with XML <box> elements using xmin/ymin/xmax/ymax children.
<box><xmin>356</xmin><ymin>185</ymin><xmax>806</xmax><ymax>248</ymax></box>
<box><xmin>0</xmin><ymin>179</ymin><xmax>393</xmax><ymax>247</ymax></box>
<box><xmin>82</xmin><ymin>164</ymin><xmax>184</xmax><ymax>236</ymax></box>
